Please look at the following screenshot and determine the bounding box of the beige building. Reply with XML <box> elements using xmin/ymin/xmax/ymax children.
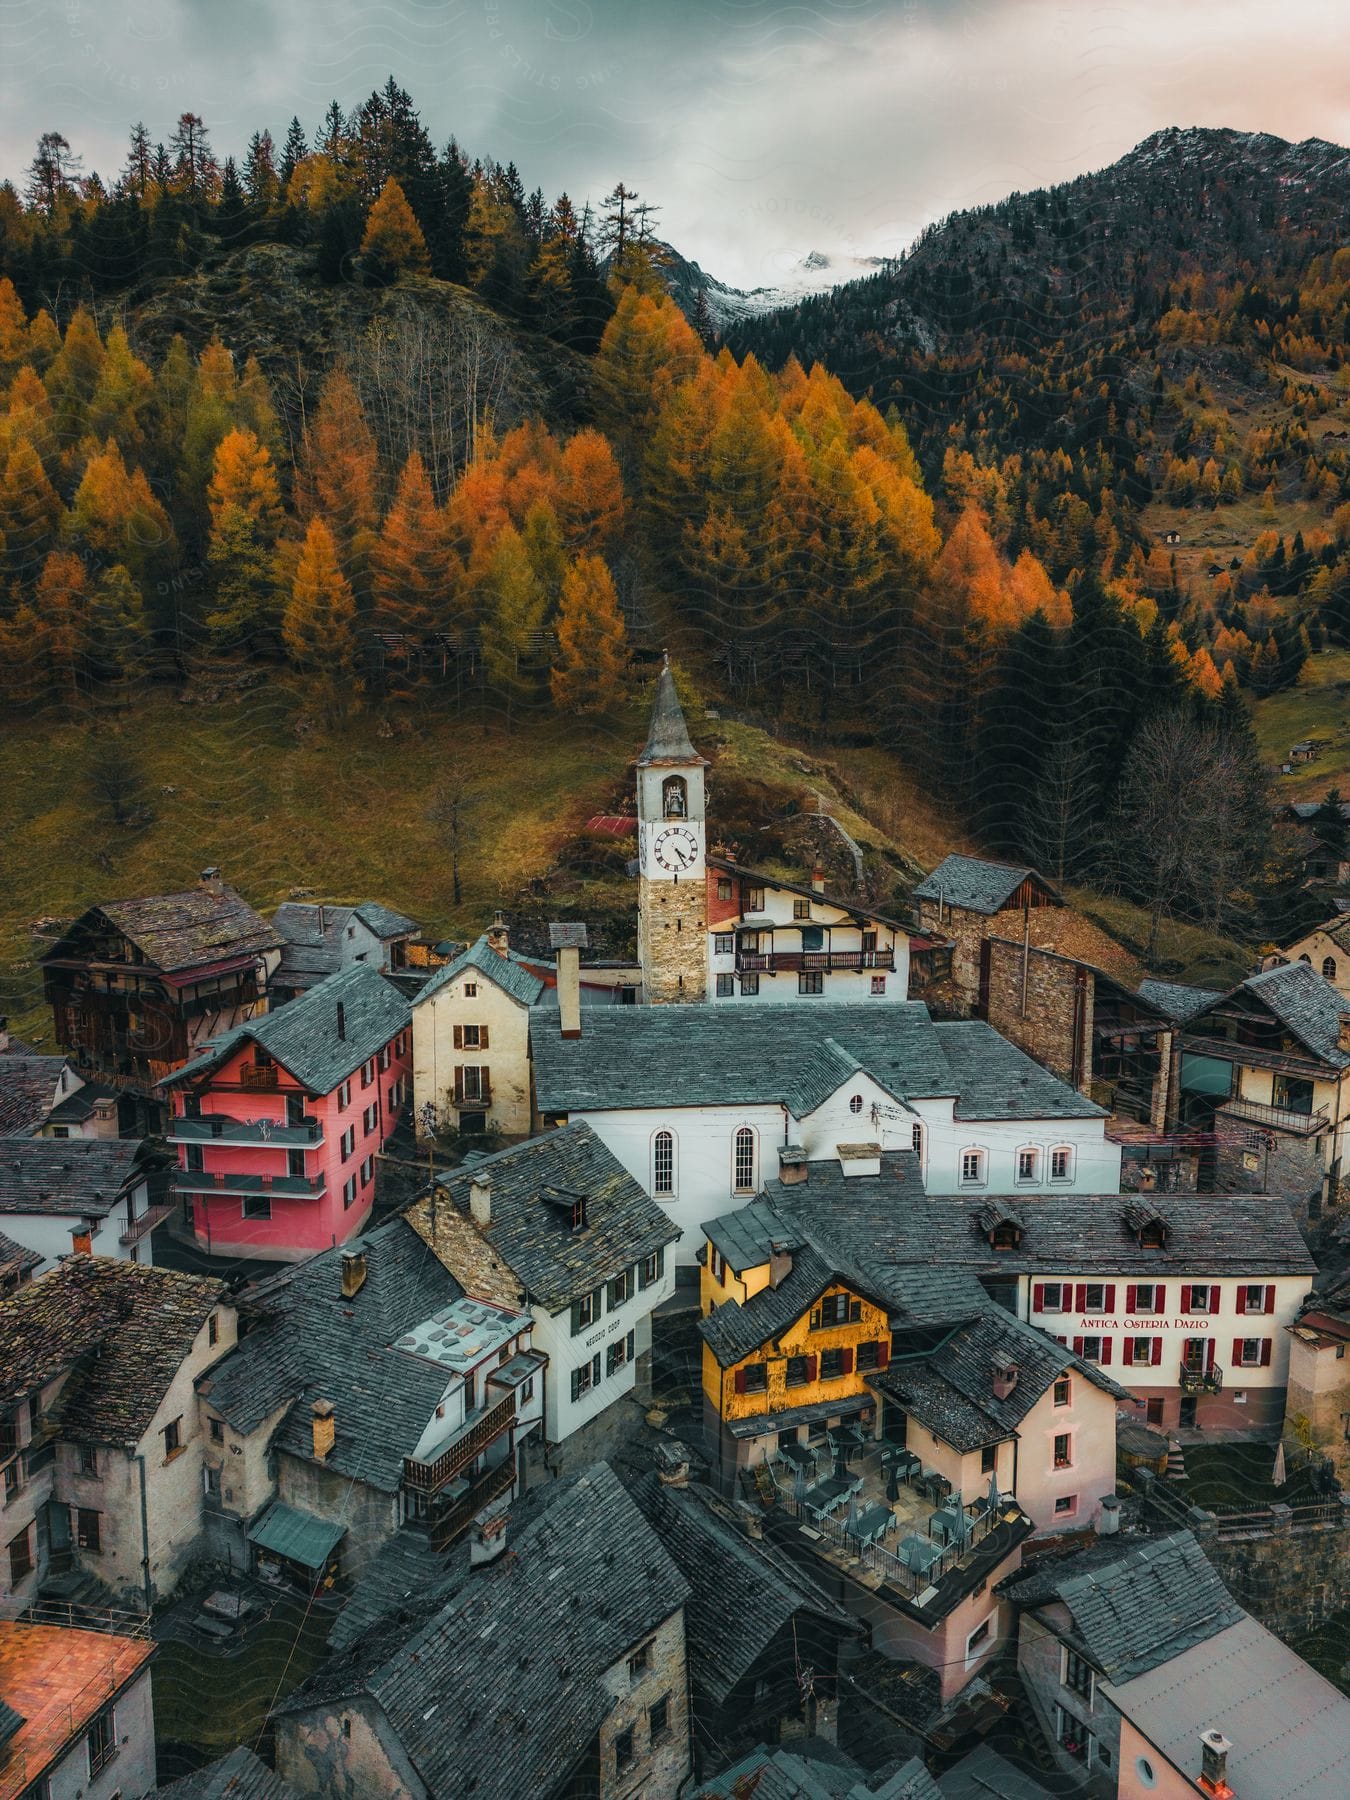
<box><xmin>1266</xmin><ymin>913</ymin><xmax>1350</xmax><ymax>999</ymax></box>
<box><xmin>1285</xmin><ymin>1290</ymin><xmax>1350</xmax><ymax>1480</ymax></box>
<box><xmin>411</xmin><ymin>923</ymin><xmax>544</xmax><ymax>1138</ymax></box>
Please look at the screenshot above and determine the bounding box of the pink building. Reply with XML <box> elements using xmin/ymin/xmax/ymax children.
<box><xmin>161</xmin><ymin>964</ymin><xmax>411</xmax><ymax>1261</ymax></box>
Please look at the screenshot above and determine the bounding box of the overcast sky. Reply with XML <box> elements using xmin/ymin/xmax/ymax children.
<box><xmin>2</xmin><ymin>0</ymin><xmax>1347</xmax><ymax>288</ymax></box>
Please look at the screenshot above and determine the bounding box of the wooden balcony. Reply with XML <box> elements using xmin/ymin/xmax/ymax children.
<box><xmin>403</xmin><ymin>1391</ymin><xmax>516</xmax><ymax>1495</ymax></box>
<box><xmin>735</xmin><ymin>948</ymin><xmax>895</xmax><ymax>975</ymax></box>
<box><xmin>429</xmin><ymin>1455</ymin><xmax>518</xmax><ymax>1551</ymax></box>
<box><xmin>239</xmin><ymin>1064</ymin><xmax>279</xmax><ymax>1092</ymax></box>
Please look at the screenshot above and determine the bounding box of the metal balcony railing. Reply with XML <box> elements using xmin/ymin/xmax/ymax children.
<box><xmin>1219</xmin><ymin>1097</ymin><xmax>1330</xmax><ymax>1137</ymax></box>
<box><xmin>735</xmin><ymin>949</ymin><xmax>896</xmax><ymax>974</ymax></box>
<box><xmin>170</xmin><ymin>1168</ymin><xmax>325</xmax><ymax>1200</ymax></box>
<box><xmin>1178</xmin><ymin>1363</ymin><xmax>1224</xmax><ymax>1394</ymax></box>
<box><xmin>429</xmin><ymin>1456</ymin><xmax>518</xmax><ymax>1551</ymax></box>
<box><xmin>170</xmin><ymin>1117</ymin><xmax>323</xmax><ymax>1148</ymax></box>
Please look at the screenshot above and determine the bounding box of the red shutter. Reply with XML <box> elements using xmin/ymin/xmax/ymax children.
<box><xmin>805</xmin><ymin>1355</ymin><xmax>818</xmax><ymax>1381</ymax></box>
<box><xmin>1263</xmin><ymin>1286</ymin><xmax>1275</xmax><ymax>1315</ymax></box>
<box><xmin>1101</xmin><ymin>1337</ymin><xmax>1112</xmax><ymax>1365</ymax></box>
<box><xmin>1125</xmin><ymin>1335</ymin><xmax>1135</xmax><ymax>1362</ymax></box>
<box><xmin>1236</xmin><ymin>1285</ymin><xmax>1248</xmax><ymax>1312</ymax></box>
<box><xmin>1075</xmin><ymin>1283</ymin><xmax>1087</xmax><ymax>1312</ymax></box>
<box><xmin>1206</xmin><ymin>1339</ymin><xmax>1217</xmax><ymax>1370</ymax></box>
<box><xmin>1104</xmin><ymin>1284</ymin><xmax>1116</xmax><ymax>1312</ymax></box>
<box><xmin>1260</xmin><ymin>1339</ymin><xmax>1273</xmax><ymax>1367</ymax></box>
<box><xmin>733</xmin><ymin>1368</ymin><xmax>748</xmax><ymax>1395</ymax></box>
<box><xmin>1156</xmin><ymin>1285</ymin><xmax>1166</xmax><ymax>1314</ymax></box>
<box><xmin>1181</xmin><ymin>1284</ymin><xmax>1191</xmax><ymax>1312</ymax></box>
<box><xmin>1033</xmin><ymin>1283</ymin><xmax>1046</xmax><ymax>1311</ymax></box>
<box><xmin>453</xmin><ymin>1025</ymin><xmax>463</xmax><ymax>1049</ymax></box>
<box><xmin>1073</xmin><ymin>1336</ymin><xmax>1084</xmax><ymax>1356</ymax></box>
<box><xmin>1232</xmin><ymin>1338</ymin><xmax>1244</xmax><ymax>1366</ymax></box>
<box><xmin>480</xmin><ymin>1025</ymin><xmax>490</xmax><ymax>1050</ymax></box>
<box><xmin>453</xmin><ymin>1069</ymin><xmax>464</xmax><ymax>1102</ymax></box>
<box><xmin>1150</xmin><ymin>1337</ymin><xmax>1162</xmax><ymax>1366</ymax></box>
<box><xmin>1209</xmin><ymin>1285</ymin><xmax>1220</xmax><ymax>1312</ymax></box>
<box><xmin>875</xmin><ymin>1342</ymin><xmax>890</xmax><ymax>1370</ymax></box>
<box><xmin>839</xmin><ymin>1347</ymin><xmax>854</xmax><ymax>1375</ymax></box>
<box><xmin>1126</xmin><ymin>1284</ymin><xmax>1137</xmax><ymax>1314</ymax></box>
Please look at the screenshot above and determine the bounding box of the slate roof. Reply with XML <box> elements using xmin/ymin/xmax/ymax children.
<box><xmin>156</xmin><ymin>1746</ymin><xmax>300</xmax><ymax>1800</ymax></box>
<box><xmin>202</xmin><ymin>1218</ymin><xmax>462</xmax><ymax>1491</ymax></box>
<box><xmin>1236</xmin><ymin>962</ymin><xmax>1350</xmax><ymax>1068</ymax></box>
<box><xmin>0</xmin><ymin>1257</ymin><xmax>225</xmax><ymax>1440</ymax></box>
<box><xmin>325</xmin><ymin>1527</ymin><xmax>449</xmax><ymax>1654</ymax></box>
<box><xmin>353</xmin><ymin>901</ymin><xmax>418</xmax><ymax>939</ymax></box>
<box><xmin>875</xmin><ymin>1310</ymin><xmax>1127</xmax><ymax>1453</ymax></box>
<box><xmin>700</xmin><ymin>1246</ymin><xmax>837</xmax><ymax>1368</ymax></box>
<box><xmin>0</xmin><ymin>1138</ymin><xmax>145</xmax><ymax>1218</ymax></box>
<box><xmin>708</xmin><ymin>855</ymin><xmax>904</xmax><ymax>931</ymax></box>
<box><xmin>694</xmin><ymin>1742</ymin><xmax>873</xmax><ymax>1800</ymax></box>
<box><xmin>414</xmin><ymin>932</ymin><xmax>545</xmax><ymax>1008</ymax></box>
<box><xmin>0</xmin><ymin>1233</ymin><xmax>40</xmax><ymax>1284</ymax></box>
<box><xmin>50</xmin><ymin>886</ymin><xmax>282</xmax><ymax>975</ymax></box>
<box><xmin>0</xmin><ymin>1056</ymin><xmax>66</xmax><ymax>1136</ymax></box>
<box><xmin>639</xmin><ymin>660</ymin><xmax>707</xmax><ymax>766</ymax></box>
<box><xmin>280</xmin><ymin>1463</ymin><xmax>689</xmax><ymax>1800</ymax></box>
<box><xmin>411</xmin><ymin>1121</ymin><xmax>679</xmax><ymax>1312</ymax></box>
<box><xmin>272</xmin><ymin>902</ymin><xmax>419</xmax><ymax>992</ymax></box>
<box><xmin>935</xmin><ymin>1021</ymin><xmax>1106</xmax><ymax>1120</ymax></box>
<box><xmin>1000</xmin><ymin>1531</ymin><xmax>1243</xmax><ymax>1683</ymax></box>
<box><xmin>1137</xmin><ymin>978</ymin><xmax>1226</xmax><ymax>1024</ymax></box>
<box><xmin>160</xmin><ymin>963</ymin><xmax>409</xmax><ymax>1095</ymax></box>
<box><xmin>937</xmin><ymin>1745</ymin><xmax>1052</xmax><ymax>1800</ymax></box>
<box><xmin>629</xmin><ymin>1473</ymin><xmax>859</xmax><ymax>1705</ymax></box>
<box><xmin>913</xmin><ymin>854</ymin><xmax>1060</xmax><ymax>915</ymax></box>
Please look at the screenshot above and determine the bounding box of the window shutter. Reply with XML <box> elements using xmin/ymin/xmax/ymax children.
<box><xmin>1155</xmin><ymin>1285</ymin><xmax>1166</xmax><ymax>1313</ymax></box>
<box><xmin>1104</xmin><ymin>1284</ymin><xmax>1116</xmax><ymax>1312</ymax></box>
<box><xmin>480</xmin><ymin>1025</ymin><xmax>490</xmax><ymax>1050</ymax></box>
<box><xmin>733</xmin><ymin>1367</ymin><xmax>748</xmax><ymax>1395</ymax></box>
<box><xmin>805</xmin><ymin>1355</ymin><xmax>818</xmax><ymax>1381</ymax></box>
<box><xmin>875</xmin><ymin>1341</ymin><xmax>889</xmax><ymax>1370</ymax></box>
<box><xmin>1180</xmin><ymin>1284</ymin><xmax>1191</xmax><ymax>1312</ymax></box>
<box><xmin>1232</xmin><ymin>1337</ymin><xmax>1244</xmax><ymax>1365</ymax></box>
<box><xmin>1150</xmin><ymin>1337</ymin><xmax>1162</xmax><ymax>1366</ymax></box>
<box><xmin>453</xmin><ymin>1025</ymin><xmax>463</xmax><ymax>1049</ymax></box>
<box><xmin>1263</xmin><ymin>1285</ymin><xmax>1275</xmax><ymax>1315</ymax></box>
<box><xmin>1125</xmin><ymin>1335</ymin><xmax>1135</xmax><ymax>1361</ymax></box>
<box><xmin>480</xmin><ymin>1071</ymin><xmax>492</xmax><ymax>1104</ymax></box>
<box><xmin>849</xmin><ymin>1298</ymin><xmax>862</xmax><ymax>1323</ymax></box>
<box><xmin>1206</xmin><ymin>1339</ymin><xmax>1217</xmax><ymax>1370</ymax></box>
<box><xmin>1125</xmin><ymin>1284</ymin><xmax>1137</xmax><ymax>1314</ymax></box>
<box><xmin>1073</xmin><ymin>1336</ymin><xmax>1084</xmax><ymax>1356</ymax></box>
<box><xmin>453</xmin><ymin>1069</ymin><xmax>464</xmax><ymax>1102</ymax></box>
<box><xmin>570</xmin><ymin>1300</ymin><xmax>583</xmax><ymax>1336</ymax></box>
<box><xmin>1075</xmin><ymin>1283</ymin><xmax>1087</xmax><ymax>1311</ymax></box>
<box><xmin>1236</xmin><ymin>1285</ymin><xmax>1248</xmax><ymax>1312</ymax></box>
<box><xmin>1033</xmin><ymin>1283</ymin><xmax>1045</xmax><ymax>1311</ymax></box>
<box><xmin>1260</xmin><ymin>1338</ymin><xmax>1272</xmax><ymax>1367</ymax></box>
<box><xmin>839</xmin><ymin>1347</ymin><xmax>853</xmax><ymax>1375</ymax></box>
<box><xmin>1209</xmin><ymin>1285</ymin><xmax>1219</xmax><ymax>1311</ymax></box>
<box><xmin>1100</xmin><ymin>1337</ymin><xmax>1112</xmax><ymax>1365</ymax></box>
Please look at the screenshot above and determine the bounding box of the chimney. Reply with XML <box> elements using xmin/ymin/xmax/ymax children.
<box><xmin>991</xmin><ymin>1360</ymin><xmax>1019</xmax><ymax>1401</ymax></box>
<box><xmin>768</xmin><ymin>1244</ymin><xmax>794</xmax><ymax>1288</ymax></box>
<box><xmin>558</xmin><ymin>947</ymin><xmax>581</xmax><ymax>1039</ymax></box>
<box><xmin>312</xmin><ymin>1398</ymin><xmax>335</xmax><ymax>1461</ymax></box>
<box><xmin>317</xmin><ymin>903</ymin><xmax>326</xmax><ymax>937</ymax></box>
<box><xmin>1098</xmin><ymin>1492</ymin><xmax>1121</xmax><ymax>1536</ymax></box>
<box><xmin>655</xmin><ymin>1441</ymin><xmax>691</xmax><ymax>1488</ymax></box>
<box><xmin>777</xmin><ymin>1144</ymin><xmax>809</xmax><ymax>1186</ymax></box>
<box><xmin>469</xmin><ymin>1172</ymin><xmax>492</xmax><ymax>1229</ymax></box>
<box><xmin>336</xmin><ymin>1001</ymin><xmax>346</xmax><ymax>1041</ymax></box>
<box><xmin>1198</xmin><ymin>1729</ymin><xmax>1234</xmax><ymax>1798</ymax></box>
<box><xmin>341</xmin><ymin>1248</ymin><xmax>367</xmax><ymax>1298</ymax></box>
<box><xmin>199</xmin><ymin>866</ymin><xmax>224</xmax><ymax>895</ymax></box>
<box><xmin>470</xmin><ymin>1512</ymin><xmax>509</xmax><ymax>1569</ymax></box>
<box><xmin>486</xmin><ymin>909</ymin><xmax>509</xmax><ymax>954</ymax></box>
<box><xmin>811</xmin><ymin>868</ymin><xmax>826</xmax><ymax>895</ymax></box>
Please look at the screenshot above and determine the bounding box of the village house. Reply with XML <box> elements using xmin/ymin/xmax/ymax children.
<box><xmin>410</xmin><ymin>923</ymin><xmax>546</xmax><ymax>1139</ymax></box>
<box><xmin>0</xmin><ymin>1051</ymin><xmax>118</xmax><ymax>1140</ymax></box>
<box><xmin>1283</xmin><ymin>1276</ymin><xmax>1350</xmax><ymax>1480</ymax></box>
<box><xmin>1171</xmin><ymin>961</ymin><xmax>1350</xmax><ymax>1212</ymax></box>
<box><xmin>693</xmin><ymin>1742</ymin><xmax>1050</xmax><ymax>1799</ymax></box>
<box><xmin>161</xmin><ymin>961</ymin><xmax>411</xmax><ymax>1261</ymax></box>
<box><xmin>271</xmin><ymin>1461</ymin><xmax>692</xmax><ymax>1800</ymax></box>
<box><xmin>40</xmin><ymin>869</ymin><xmax>282</xmax><ymax>1134</ymax></box>
<box><xmin>269</xmin><ymin>899</ymin><xmax>423</xmax><ymax>1005</ymax></box>
<box><xmin>1265</xmin><ymin>910</ymin><xmax>1350</xmax><ymax>999</ymax></box>
<box><xmin>627</xmin><ymin>1453</ymin><xmax>862</xmax><ymax>1776</ymax></box>
<box><xmin>0</xmin><ymin>1257</ymin><xmax>235</xmax><ymax>1615</ymax></box>
<box><xmin>196</xmin><ymin>1217</ymin><xmax>540</xmax><ymax>1585</ymax></box>
<box><xmin>0</xmin><ymin>1137</ymin><xmax>162</xmax><ymax>1273</ymax></box>
<box><xmin>1002</xmin><ymin>1529</ymin><xmax>1350</xmax><ymax>1797</ymax></box>
<box><xmin>0</xmin><ymin>1619</ymin><xmax>157</xmax><ymax>1800</ymax></box>
<box><xmin>530</xmin><ymin>996</ymin><xmax>1122</xmax><ymax>1270</ymax></box>
<box><xmin>157</xmin><ymin>1744</ymin><xmax>301</xmax><ymax>1798</ymax></box>
<box><xmin>0</xmin><ymin>1236</ymin><xmax>39</xmax><ymax>1299</ymax></box>
<box><xmin>408</xmin><ymin>1122</ymin><xmax>679</xmax><ymax>1469</ymax></box>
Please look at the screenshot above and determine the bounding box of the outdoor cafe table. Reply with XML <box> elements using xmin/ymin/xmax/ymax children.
<box><xmin>778</xmin><ymin>1442</ymin><xmax>817</xmax><ymax>1473</ymax></box>
<box><xmin>852</xmin><ymin>1503</ymin><xmax>895</xmax><ymax>1545</ymax></box>
<box><xmin>802</xmin><ymin>1473</ymin><xmax>863</xmax><ymax>1516</ymax></box>
<box><xmin>929</xmin><ymin>1505</ymin><xmax>967</xmax><ymax>1546</ymax></box>
<box><xmin>897</xmin><ymin>1535</ymin><xmax>944</xmax><ymax>1579</ymax></box>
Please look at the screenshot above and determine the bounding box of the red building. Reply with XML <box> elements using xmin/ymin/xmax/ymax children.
<box><xmin>161</xmin><ymin>963</ymin><xmax>410</xmax><ymax>1262</ymax></box>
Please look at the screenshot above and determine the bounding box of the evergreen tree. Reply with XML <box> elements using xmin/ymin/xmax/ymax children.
<box><xmin>279</xmin><ymin>117</ymin><xmax>309</xmax><ymax>188</ymax></box>
<box><xmin>87</xmin><ymin>562</ymin><xmax>150</xmax><ymax>697</ymax></box>
<box><xmin>0</xmin><ymin>438</ymin><xmax>63</xmax><ymax>586</ymax></box>
<box><xmin>551</xmin><ymin>554</ymin><xmax>629</xmax><ymax>714</ymax></box>
<box><xmin>204</xmin><ymin>428</ymin><xmax>283</xmax><ymax>653</ymax></box>
<box><xmin>477</xmin><ymin>522</ymin><xmax>546</xmax><ymax>726</ymax></box>
<box><xmin>283</xmin><ymin>517</ymin><xmax>361</xmax><ymax>720</ymax></box>
<box><xmin>359</xmin><ymin>178</ymin><xmax>430</xmax><ymax>282</ymax></box>
<box><xmin>371</xmin><ymin>449</ymin><xmax>456</xmax><ymax>674</ymax></box>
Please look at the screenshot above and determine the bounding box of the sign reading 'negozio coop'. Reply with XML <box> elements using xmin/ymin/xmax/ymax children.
<box><xmin>584</xmin><ymin>1311</ymin><xmax>631</xmax><ymax>1350</ymax></box>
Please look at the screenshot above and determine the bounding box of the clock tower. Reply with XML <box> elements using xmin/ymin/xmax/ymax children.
<box><xmin>637</xmin><ymin>657</ymin><xmax>708</xmax><ymax>1004</ymax></box>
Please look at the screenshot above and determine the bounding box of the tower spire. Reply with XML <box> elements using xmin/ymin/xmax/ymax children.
<box><xmin>639</xmin><ymin>656</ymin><xmax>706</xmax><ymax>767</ymax></box>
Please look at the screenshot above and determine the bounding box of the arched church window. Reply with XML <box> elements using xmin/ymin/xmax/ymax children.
<box><xmin>663</xmin><ymin>776</ymin><xmax>687</xmax><ymax>818</ymax></box>
<box><xmin>1324</xmin><ymin>956</ymin><xmax>1337</xmax><ymax>981</ymax></box>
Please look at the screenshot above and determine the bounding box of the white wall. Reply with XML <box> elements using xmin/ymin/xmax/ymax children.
<box><xmin>44</xmin><ymin>1665</ymin><xmax>156</xmax><ymax>1800</ymax></box>
<box><xmin>707</xmin><ymin>883</ymin><xmax>910</xmax><ymax>1002</ymax></box>
<box><xmin>532</xmin><ymin>1256</ymin><xmax>674</xmax><ymax>1442</ymax></box>
<box><xmin>0</xmin><ymin>1185</ymin><xmax>140</xmax><ymax>1276</ymax></box>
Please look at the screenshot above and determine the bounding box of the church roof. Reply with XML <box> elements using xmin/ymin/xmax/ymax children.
<box><xmin>638</xmin><ymin>662</ymin><xmax>707</xmax><ymax>767</ymax></box>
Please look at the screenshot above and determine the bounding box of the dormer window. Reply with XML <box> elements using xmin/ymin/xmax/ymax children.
<box><xmin>1124</xmin><ymin>1202</ymin><xmax>1170</xmax><ymax>1249</ymax></box>
<box><xmin>992</xmin><ymin>1222</ymin><xmax>1020</xmax><ymax>1250</ymax></box>
<box><xmin>662</xmin><ymin>777</ymin><xmax>687</xmax><ymax>818</ymax></box>
<box><xmin>978</xmin><ymin>1201</ymin><xmax>1023</xmax><ymax>1249</ymax></box>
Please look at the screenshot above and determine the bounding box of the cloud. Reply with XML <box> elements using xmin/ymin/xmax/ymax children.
<box><xmin>0</xmin><ymin>0</ymin><xmax>1346</xmax><ymax>287</ymax></box>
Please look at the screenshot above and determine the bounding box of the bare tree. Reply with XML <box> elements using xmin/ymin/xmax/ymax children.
<box><xmin>86</xmin><ymin>736</ymin><xmax>148</xmax><ymax>830</ymax></box>
<box><xmin>1104</xmin><ymin>710</ymin><xmax>1269</xmax><ymax>962</ymax></box>
<box><xmin>1023</xmin><ymin>738</ymin><xmax>1098</xmax><ymax>886</ymax></box>
<box><xmin>427</xmin><ymin>760</ymin><xmax>480</xmax><ymax>907</ymax></box>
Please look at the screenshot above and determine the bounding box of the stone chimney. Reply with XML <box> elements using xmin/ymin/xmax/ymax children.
<box><xmin>768</xmin><ymin>1244</ymin><xmax>794</xmax><ymax>1288</ymax></box>
<box><xmin>486</xmin><ymin>910</ymin><xmax>510</xmax><ymax>955</ymax></box>
<box><xmin>654</xmin><ymin>1441</ymin><xmax>691</xmax><ymax>1488</ymax></box>
<box><xmin>469</xmin><ymin>1511</ymin><xmax>509</xmax><ymax>1568</ymax></box>
<box><xmin>991</xmin><ymin>1359</ymin><xmax>1019</xmax><ymax>1401</ymax></box>
<box><xmin>777</xmin><ymin>1144</ymin><xmax>809</xmax><ymax>1186</ymax></box>
<box><xmin>341</xmin><ymin>1248</ymin><xmax>367</xmax><ymax>1299</ymax></box>
<box><xmin>469</xmin><ymin>1172</ymin><xmax>492</xmax><ymax>1229</ymax></box>
<box><xmin>549</xmin><ymin>923</ymin><xmax>588</xmax><ymax>1041</ymax></box>
<box><xmin>811</xmin><ymin>868</ymin><xmax>826</xmax><ymax>895</ymax></box>
<box><xmin>312</xmin><ymin>1398</ymin><xmax>335</xmax><ymax>1461</ymax></box>
<box><xmin>1098</xmin><ymin>1492</ymin><xmax>1121</xmax><ymax>1536</ymax></box>
<box><xmin>199</xmin><ymin>866</ymin><xmax>224</xmax><ymax>895</ymax></box>
<box><xmin>1198</xmin><ymin>1729</ymin><xmax>1234</xmax><ymax>1798</ymax></box>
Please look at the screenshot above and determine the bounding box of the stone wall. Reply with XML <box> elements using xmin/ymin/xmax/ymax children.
<box><xmin>639</xmin><ymin>877</ymin><xmax>707</xmax><ymax>1004</ymax></box>
<box><xmin>1212</xmin><ymin>1109</ymin><xmax>1326</xmax><ymax>1217</ymax></box>
<box><xmin>1199</xmin><ymin>1507</ymin><xmax>1350</xmax><ymax>1638</ymax></box>
<box><xmin>982</xmin><ymin>937</ymin><xmax>1090</xmax><ymax>1090</ymax></box>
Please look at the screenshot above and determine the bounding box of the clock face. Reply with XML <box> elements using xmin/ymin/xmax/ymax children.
<box><xmin>652</xmin><ymin>825</ymin><xmax>700</xmax><ymax>873</ymax></box>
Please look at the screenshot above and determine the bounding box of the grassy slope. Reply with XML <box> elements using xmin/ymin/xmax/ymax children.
<box><xmin>1252</xmin><ymin>648</ymin><xmax>1350</xmax><ymax>798</ymax></box>
<box><xmin>1</xmin><ymin>682</ymin><xmax>959</xmax><ymax>1045</ymax></box>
